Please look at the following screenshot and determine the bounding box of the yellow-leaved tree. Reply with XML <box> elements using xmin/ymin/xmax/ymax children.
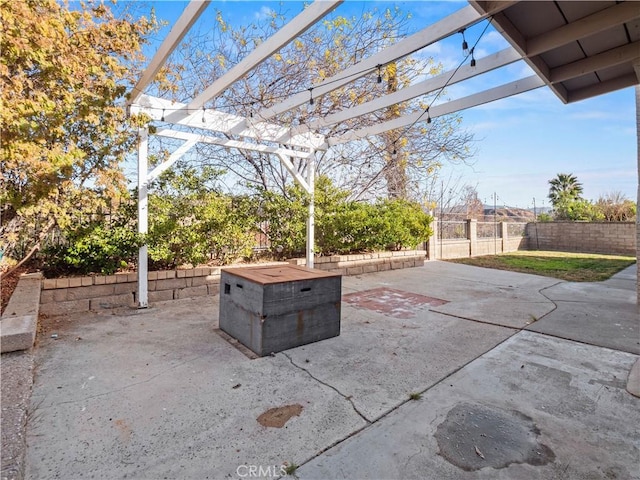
<box><xmin>0</xmin><ymin>0</ymin><xmax>157</xmax><ymax>272</ymax></box>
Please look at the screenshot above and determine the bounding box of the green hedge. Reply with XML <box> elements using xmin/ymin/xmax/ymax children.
<box><xmin>40</xmin><ymin>175</ymin><xmax>433</xmax><ymax>276</ymax></box>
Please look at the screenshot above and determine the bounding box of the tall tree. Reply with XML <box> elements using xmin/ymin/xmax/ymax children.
<box><xmin>548</xmin><ymin>173</ymin><xmax>583</xmax><ymax>207</ymax></box>
<box><xmin>0</xmin><ymin>0</ymin><xmax>157</xmax><ymax>269</ymax></box>
<box><xmin>151</xmin><ymin>5</ymin><xmax>474</xmax><ymax>201</ymax></box>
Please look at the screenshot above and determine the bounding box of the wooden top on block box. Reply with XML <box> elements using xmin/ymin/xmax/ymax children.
<box><xmin>222</xmin><ymin>264</ymin><xmax>340</xmax><ymax>285</ymax></box>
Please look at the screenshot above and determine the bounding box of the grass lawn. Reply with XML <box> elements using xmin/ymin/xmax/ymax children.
<box><xmin>446</xmin><ymin>250</ymin><xmax>636</xmax><ymax>282</ymax></box>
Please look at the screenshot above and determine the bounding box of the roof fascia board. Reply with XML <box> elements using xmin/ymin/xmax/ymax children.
<box><xmin>487</xmin><ymin>10</ymin><xmax>569</xmax><ymax>103</ymax></box>
<box><xmin>567</xmin><ymin>72</ymin><xmax>639</xmax><ymax>103</ymax></box>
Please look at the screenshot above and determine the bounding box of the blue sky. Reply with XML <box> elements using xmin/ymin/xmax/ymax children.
<box><xmin>144</xmin><ymin>0</ymin><xmax>637</xmax><ymax>209</ymax></box>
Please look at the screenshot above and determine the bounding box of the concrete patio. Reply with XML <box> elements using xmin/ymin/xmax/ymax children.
<box><xmin>17</xmin><ymin>261</ymin><xmax>640</xmax><ymax>479</ymax></box>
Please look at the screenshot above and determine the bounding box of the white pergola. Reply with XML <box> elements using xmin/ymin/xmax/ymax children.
<box><xmin>129</xmin><ymin>0</ymin><xmax>640</xmax><ymax>308</ymax></box>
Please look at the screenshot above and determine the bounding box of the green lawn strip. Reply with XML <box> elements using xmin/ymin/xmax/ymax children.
<box><xmin>446</xmin><ymin>251</ymin><xmax>636</xmax><ymax>282</ymax></box>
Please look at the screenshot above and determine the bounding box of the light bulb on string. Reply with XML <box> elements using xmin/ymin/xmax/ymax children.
<box><xmin>470</xmin><ymin>47</ymin><xmax>476</xmax><ymax>68</ymax></box>
<box><xmin>161</xmin><ymin>109</ymin><xmax>165</xmax><ymax>122</ymax></box>
<box><xmin>202</xmin><ymin>106</ymin><xmax>206</xmax><ymax>123</ymax></box>
<box><xmin>460</xmin><ymin>29</ymin><xmax>469</xmax><ymax>55</ymax></box>
<box><xmin>377</xmin><ymin>64</ymin><xmax>382</xmax><ymax>84</ymax></box>
<box><xmin>308</xmin><ymin>87</ymin><xmax>314</xmax><ymax>106</ymax></box>
<box><xmin>426</xmin><ymin>106</ymin><xmax>432</xmax><ymax>124</ymax></box>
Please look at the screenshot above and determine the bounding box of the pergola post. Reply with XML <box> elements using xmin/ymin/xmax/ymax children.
<box><xmin>636</xmin><ymin>85</ymin><xmax>639</xmax><ymax>308</ymax></box>
<box><xmin>306</xmin><ymin>151</ymin><xmax>316</xmax><ymax>269</ymax></box>
<box><xmin>137</xmin><ymin>127</ymin><xmax>149</xmax><ymax>309</ymax></box>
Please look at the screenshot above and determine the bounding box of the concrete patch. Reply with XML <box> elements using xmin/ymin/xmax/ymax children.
<box><xmin>257</xmin><ymin>404</ymin><xmax>303</xmax><ymax>428</ymax></box>
<box><xmin>297</xmin><ymin>331</ymin><xmax>639</xmax><ymax>480</ymax></box>
<box><xmin>343</xmin><ymin>262</ymin><xmax>558</xmax><ymax>329</ymax></box>
<box><xmin>434</xmin><ymin>403</ymin><xmax>555</xmax><ymax>471</ymax></box>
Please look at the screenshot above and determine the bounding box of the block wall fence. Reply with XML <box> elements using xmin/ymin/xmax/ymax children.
<box><xmin>525</xmin><ymin>222</ymin><xmax>636</xmax><ymax>256</ymax></box>
<box><xmin>428</xmin><ymin>219</ymin><xmax>636</xmax><ymax>260</ymax></box>
<box><xmin>39</xmin><ymin>250</ymin><xmax>426</xmax><ymax>316</ymax></box>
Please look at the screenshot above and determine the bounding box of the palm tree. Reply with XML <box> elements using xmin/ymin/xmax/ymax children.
<box><xmin>548</xmin><ymin>173</ymin><xmax>583</xmax><ymax>207</ymax></box>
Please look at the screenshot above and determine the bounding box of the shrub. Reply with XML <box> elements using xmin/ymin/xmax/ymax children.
<box><xmin>259</xmin><ymin>177</ymin><xmax>433</xmax><ymax>256</ymax></box>
<box><xmin>42</xmin><ymin>224</ymin><xmax>143</xmax><ymax>276</ymax></box>
<box><xmin>147</xmin><ymin>193</ymin><xmax>257</xmax><ymax>267</ymax></box>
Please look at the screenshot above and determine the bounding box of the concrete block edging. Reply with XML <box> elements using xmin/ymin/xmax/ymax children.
<box><xmin>38</xmin><ymin>251</ymin><xmax>426</xmax><ymax>316</ymax></box>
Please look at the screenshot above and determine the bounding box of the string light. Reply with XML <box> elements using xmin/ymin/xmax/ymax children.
<box><xmin>389</xmin><ymin>17</ymin><xmax>492</xmax><ymax>147</ymax></box>
<box><xmin>136</xmin><ymin>15</ymin><xmax>493</xmax><ymax>142</ymax></box>
<box><xmin>460</xmin><ymin>29</ymin><xmax>469</xmax><ymax>55</ymax></box>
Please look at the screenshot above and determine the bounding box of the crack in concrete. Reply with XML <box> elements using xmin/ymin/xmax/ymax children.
<box><xmin>281</xmin><ymin>352</ymin><xmax>371</xmax><ymax>424</ymax></box>
<box><xmin>533</xmin><ymin>281</ymin><xmax>563</xmax><ymax>322</ymax></box>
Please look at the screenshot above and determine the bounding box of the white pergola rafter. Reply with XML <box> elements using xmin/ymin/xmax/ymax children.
<box><xmin>256</xmin><ymin>2</ymin><xmax>516</xmax><ymax>121</ymax></box>
<box><xmin>186</xmin><ymin>0</ymin><xmax>343</xmax><ymax>112</ymax></box>
<box><xmin>329</xmin><ymin>75</ymin><xmax>545</xmax><ymax>146</ymax></box>
<box><xmin>130</xmin><ymin>1</ymin><xmax>210</xmax><ymax>104</ymax></box>
<box><xmin>295</xmin><ymin>47</ymin><xmax>522</xmax><ymax>134</ymax></box>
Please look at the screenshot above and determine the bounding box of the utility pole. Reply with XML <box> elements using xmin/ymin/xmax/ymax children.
<box><xmin>533</xmin><ymin>197</ymin><xmax>540</xmax><ymax>250</ymax></box>
<box><xmin>492</xmin><ymin>192</ymin><xmax>498</xmax><ymax>255</ymax></box>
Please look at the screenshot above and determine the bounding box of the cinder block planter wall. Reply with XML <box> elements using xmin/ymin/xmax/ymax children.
<box><xmin>289</xmin><ymin>250</ymin><xmax>426</xmax><ymax>275</ymax></box>
<box><xmin>39</xmin><ymin>250</ymin><xmax>426</xmax><ymax>316</ymax></box>
<box><xmin>40</xmin><ymin>268</ymin><xmax>225</xmax><ymax>316</ymax></box>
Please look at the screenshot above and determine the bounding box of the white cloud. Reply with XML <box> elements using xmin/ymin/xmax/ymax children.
<box><xmin>254</xmin><ymin>6</ymin><xmax>274</xmax><ymax>21</ymax></box>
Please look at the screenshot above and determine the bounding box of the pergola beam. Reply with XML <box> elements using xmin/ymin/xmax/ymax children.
<box><xmin>131</xmin><ymin>94</ymin><xmax>325</xmax><ymax>150</ymax></box>
<box><xmin>130</xmin><ymin>1</ymin><xmax>210</xmax><ymax>104</ymax></box>
<box><xmin>156</xmin><ymin>128</ymin><xmax>313</xmax><ymax>160</ymax></box>
<box><xmin>297</xmin><ymin>47</ymin><xmax>521</xmax><ymax>133</ymax></box>
<box><xmin>186</xmin><ymin>0</ymin><xmax>343</xmax><ymax>111</ymax></box>
<box><xmin>257</xmin><ymin>2</ymin><xmax>515</xmax><ymax>121</ymax></box>
<box><xmin>329</xmin><ymin>75</ymin><xmax>545</xmax><ymax>145</ymax></box>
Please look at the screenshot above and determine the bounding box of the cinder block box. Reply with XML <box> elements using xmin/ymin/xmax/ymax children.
<box><xmin>219</xmin><ymin>265</ymin><xmax>341</xmax><ymax>356</ymax></box>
